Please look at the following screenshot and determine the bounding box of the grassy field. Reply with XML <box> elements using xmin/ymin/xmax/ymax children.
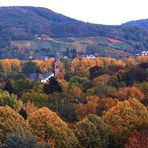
<box><xmin>11</xmin><ymin>36</ymin><xmax>133</xmax><ymax>57</ymax></box>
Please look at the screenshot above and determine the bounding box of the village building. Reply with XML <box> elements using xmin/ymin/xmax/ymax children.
<box><xmin>29</xmin><ymin>57</ymin><xmax>60</xmax><ymax>83</ymax></box>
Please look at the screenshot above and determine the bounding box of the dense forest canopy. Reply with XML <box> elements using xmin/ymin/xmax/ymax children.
<box><xmin>0</xmin><ymin>56</ymin><xmax>148</xmax><ymax>147</ymax></box>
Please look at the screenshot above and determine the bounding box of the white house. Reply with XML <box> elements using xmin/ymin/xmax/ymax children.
<box><xmin>86</xmin><ymin>55</ymin><xmax>96</xmax><ymax>59</ymax></box>
<box><xmin>30</xmin><ymin>72</ymin><xmax>54</xmax><ymax>83</ymax></box>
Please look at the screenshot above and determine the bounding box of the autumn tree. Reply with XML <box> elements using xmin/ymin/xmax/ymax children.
<box><xmin>35</xmin><ymin>58</ymin><xmax>54</xmax><ymax>73</ymax></box>
<box><xmin>47</xmin><ymin>92</ymin><xmax>77</xmax><ymax>122</ymax></box>
<box><xmin>70</xmin><ymin>75</ymin><xmax>92</xmax><ymax>91</ymax></box>
<box><xmin>71</xmin><ymin>57</ymin><xmax>96</xmax><ymax>77</ymax></box>
<box><xmin>103</xmin><ymin>98</ymin><xmax>148</xmax><ymax>148</ymax></box>
<box><xmin>125</xmin><ymin>130</ymin><xmax>148</xmax><ymax>148</ymax></box>
<box><xmin>112</xmin><ymin>87</ymin><xmax>144</xmax><ymax>101</ymax></box>
<box><xmin>70</xmin><ymin>87</ymin><xmax>83</xmax><ymax>99</ymax></box>
<box><xmin>76</xmin><ymin>96</ymin><xmax>99</xmax><ymax>120</ymax></box>
<box><xmin>96</xmin><ymin>98</ymin><xmax>118</xmax><ymax>116</ymax></box>
<box><xmin>28</xmin><ymin>107</ymin><xmax>79</xmax><ymax>147</ymax></box>
<box><xmin>0</xmin><ymin>59</ymin><xmax>21</xmax><ymax>73</ymax></box>
<box><xmin>22</xmin><ymin>61</ymin><xmax>40</xmax><ymax>76</ymax></box>
<box><xmin>87</xmin><ymin>114</ymin><xmax>109</xmax><ymax>147</ymax></box>
<box><xmin>89</xmin><ymin>66</ymin><xmax>106</xmax><ymax>79</ymax></box>
<box><xmin>0</xmin><ymin>90</ymin><xmax>18</xmax><ymax>109</ymax></box>
<box><xmin>93</xmin><ymin>74</ymin><xmax>110</xmax><ymax>86</ymax></box>
<box><xmin>12</xmin><ymin>78</ymin><xmax>33</xmax><ymax>96</ymax></box>
<box><xmin>74</xmin><ymin>114</ymin><xmax>108</xmax><ymax>148</ymax></box>
<box><xmin>87</xmin><ymin>85</ymin><xmax>116</xmax><ymax>98</ymax></box>
<box><xmin>0</xmin><ymin>106</ymin><xmax>32</xmax><ymax>143</ymax></box>
<box><xmin>21</xmin><ymin>90</ymin><xmax>48</xmax><ymax>108</ymax></box>
<box><xmin>135</xmin><ymin>82</ymin><xmax>148</xmax><ymax>98</ymax></box>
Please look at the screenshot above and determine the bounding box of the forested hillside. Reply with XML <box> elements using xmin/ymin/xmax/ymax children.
<box><xmin>0</xmin><ymin>6</ymin><xmax>148</xmax><ymax>59</ymax></box>
<box><xmin>122</xmin><ymin>19</ymin><xmax>148</xmax><ymax>28</ymax></box>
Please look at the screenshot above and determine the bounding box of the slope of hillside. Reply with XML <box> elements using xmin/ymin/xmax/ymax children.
<box><xmin>0</xmin><ymin>6</ymin><xmax>110</xmax><ymax>39</ymax></box>
<box><xmin>122</xmin><ymin>19</ymin><xmax>148</xmax><ymax>28</ymax></box>
<box><xmin>0</xmin><ymin>6</ymin><xmax>148</xmax><ymax>59</ymax></box>
<box><xmin>6</xmin><ymin>37</ymin><xmax>133</xmax><ymax>59</ymax></box>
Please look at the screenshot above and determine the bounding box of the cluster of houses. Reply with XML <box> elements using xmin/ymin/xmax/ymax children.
<box><xmin>29</xmin><ymin>53</ymin><xmax>97</xmax><ymax>83</ymax></box>
<box><xmin>136</xmin><ymin>51</ymin><xmax>148</xmax><ymax>56</ymax></box>
<box><xmin>28</xmin><ymin>48</ymin><xmax>148</xmax><ymax>83</ymax></box>
<box><xmin>141</xmin><ymin>51</ymin><xmax>148</xmax><ymax>56</ymax></box>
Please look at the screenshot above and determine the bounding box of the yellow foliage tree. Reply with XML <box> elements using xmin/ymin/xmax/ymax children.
<box><xmin>0</xmin><ymin>59</ymin><xmax>21</xmax><ymax>73</ymax></box>
<box><xmin>0</xmin><ymin>106</ymin><xmax>31</xmax><ymax>143</ymax></box>
<box><xmin>103</xmin><ymin>98</ymin><xmax>148</xmax><ymax>147</ymax></box>
<box><xmin>34</xmin><ymin>58</ymin><xmax>55</xmax><ymax>73</ymax></box>
<box><xmin>28</xmin><ymin>107</ymin><xmax>79</xmax><ymax>147</ymax></box>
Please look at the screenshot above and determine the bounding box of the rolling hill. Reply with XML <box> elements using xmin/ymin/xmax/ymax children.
<box><xmin>122</xmin><ymin>19</ymin><xmax>148</xmax><ymax>28</ymax></box>
<box><xmin>0</xmin><ymin>6</ymin><xmax>148</xmax><ymax>59</ymax></box>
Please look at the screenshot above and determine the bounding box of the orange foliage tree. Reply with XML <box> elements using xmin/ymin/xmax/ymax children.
<box><xmin>113</xmin><ymin>86</ymin><xmax>144</xmax><ymax>101</ymax></box>
<box><xmin>76</xmin><ymin>96</ymin><xmax>99</xmax><ymax>120</ymax></box>
<box><xmin>96</xmin><ymin>98</ymin><xmax>118</xmax><ymax>116</ymax></box>
<box><xmin>125</xmin><ymin>130</ymin><xmax>148</xmax><ymax>148</ymax></box>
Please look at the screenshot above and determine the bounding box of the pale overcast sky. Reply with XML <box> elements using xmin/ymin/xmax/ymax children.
<box><xmin>0</xmin><ymin>0</ymin><xmax>147</xmax><ymax>25</ymax></box>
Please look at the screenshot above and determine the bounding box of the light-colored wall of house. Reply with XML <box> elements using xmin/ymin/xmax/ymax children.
<box><xmin>41</xmin><ymin>73</ymin><xmax>54</xmax><ymax>83</ymax></box>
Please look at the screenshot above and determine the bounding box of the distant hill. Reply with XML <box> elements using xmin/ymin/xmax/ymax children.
<box><xmin>122</xmin><ymin>19</ymin><xmax>148</xmax><ymax>28</ymax></box>
<box><xmin>0</xmin><ymin>6</ymin><xmax>113</xmax><ymax>39</ymax></box>
<box><xmin>0</xmin><ymin>6</ymin><xmax>148</xmax><ymax>59</ymax></box>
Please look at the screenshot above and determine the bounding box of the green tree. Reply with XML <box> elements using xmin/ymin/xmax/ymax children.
<box><xmin>87</xmin><ymin>85</ymin><xmax>116</xmax><ymax>98</ymax></box>
<box><xmin>48</xmin><ymin>92</ymin><xmax>77</xmax><ymax>122</ymax></box>
<box><xmin>89</xmin><ymin>66</ymin><xmax>106</xmax><ymax>79</ymax></box>
<box><xmin>43</xmin><ymin>77</ymin><xmax>62</xmax><ymax>94</ymax></box>
<box><xmin>135</xmin><ymin>82</ymin><xmax>148</xmax><ymax>98</ymax></box>
<box><xmin>87</xmin><ymin>114</ymin><xmax>109</xmax><ymax>148</ymax></box>
<box><xmin>0</xmin><ymin>90</ymin><xmax>18</xmax><ymax>109</ymax></box>
<box><xmin>13</xmin><ymin>78</ymin><xmax>33</xmax><ymax>96</ymax></box>
<box><xmin>22</xmin><ymin>91</ymin><xmax>48</xmax><ymax>108</ymax></box>
<box><xmin>4</xmin><ymin>80</ymin><xmax>14</xmax><ymax>94</ymax></box>
<box><xmin>74</xmin><ymin>114</ymin><xmax>108</xmax><ymax>148</ymax></box>
<box><xmin>22</xmin><ymin>61</ymin><xmax>40</xmax><ymax>76</ymax></box>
